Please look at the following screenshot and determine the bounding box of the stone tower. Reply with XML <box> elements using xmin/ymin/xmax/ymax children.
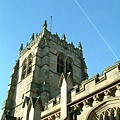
<box><xmin>1</xmin><ymin>20</ymin><xmax>88</xmax><ymax>120</ymax></box>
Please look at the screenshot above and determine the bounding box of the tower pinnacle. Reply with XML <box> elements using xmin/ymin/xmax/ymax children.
<box><xmin>78</xmin><ymin>42</ymin><xmax>82</xmax><ymax>50</ymax></box>
<box><xmin>19</xmin><ymin>44</ymin><xmax>23</xmax><ymax>51</ymax></box>
<box><xmin>62</xmin><ymin>33</ymin><xmax>66</xmax><ymax>40</ymax></box>
<box><xmin>42</xmin><ymin>20</ymin><xmax>47</xmax><ymax>29</ymax></box>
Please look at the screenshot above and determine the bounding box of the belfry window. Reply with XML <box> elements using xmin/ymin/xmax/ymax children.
<box><xmin>27</xmin><ymin>54</ymin><xmax>32</xmax><ymax>75</ymax></box>
<box><xmin>66</xmin><ymin>58</ymin><xmax>73</xmax><ymax>74</ymax></box>
<box><xmin>22</xmin><ymin>59</ymin><xmax>27</xmax><ymax>79</ymax></box>
<box><xmin>57</xmin><ymin>53</ymin><xmax>64</xmax><ymax>74</ymax></box>
<box><xmin>21</xmin><ymin>54</ymin><xmax>33</xmax><ymax>79</ymax></box>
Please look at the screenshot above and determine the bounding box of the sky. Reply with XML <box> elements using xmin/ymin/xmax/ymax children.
<box><xmin>0</xmin><ymin>0</ymin><xmax>120</xmax><ymax>115</ymax></box>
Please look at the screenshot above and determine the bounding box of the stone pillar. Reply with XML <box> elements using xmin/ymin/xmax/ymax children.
<box><xmin>58</xmin><ymin>73</ymin><xmax>74</xmax><ymax>119</ymax></box>
<box><xmin>60</xmin><ymin>78</ymin><xmax>67</xmax><ymax>119</ymax></box>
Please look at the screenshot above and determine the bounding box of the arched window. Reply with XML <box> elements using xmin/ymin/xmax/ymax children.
<box><xmin>105</xmin><ymin>110</ymin><xmax>110</xmax><ymax>120</ymax></box>
<box><xmin>21</xmin><ymin>54</ymin><xmax>33</xmax><ymax>80</ymax></box>
<box><xmin>66</xmin><ymin>58</ymin><xmax>73</xmax><ymax>74</ymax></box>
<box><xmin>57</xmin><ymin>53</ymin><xmax>64</xmax><ymax>74</ymax></box>
<box><xmin>87</xmin><ymin>99</ymin><xmax>120</xmax><ymax>120</ymax></box>
<box><xmin>99</xmin><ymin>113</ymin><xmax>104</xmax><ymax>120</ymax></box>
<box><xmin>117</xmin><ymin>107</ymin><xmax>120</xmax><ymax>120</ymax></box>
<box><xmin>27</xmin><ymin>54</ymin><xmax>33</xmax><ymax>75</ymax></box>
<box><xmin>111</xmin><ymin>108</ymin><xmax>116</xmax><ymax>120</ymax></box>
<box><xmin>21</xmin><ymin>59</ymin><xmax>27</xmax><ymax>79</ymax></box>
<box><xmin>96</xmin><ymin>108</ymin><xmax>118</xmax><ymax>120</ymax></box>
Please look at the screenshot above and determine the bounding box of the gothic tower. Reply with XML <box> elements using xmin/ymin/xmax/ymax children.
<box><xmin>1</xmin><ymin>20</ymin><xmax>88</xmax><ymax>120</ymax></box>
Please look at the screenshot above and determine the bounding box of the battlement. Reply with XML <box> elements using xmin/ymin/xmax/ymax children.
<box><xmin>41</xmin><ymin>61</ymin><xmax>120</xmax><ymax>111</ymax></box>
<box><xmin>18</xmin><ymin>21</ymin><xmax>82</xmax><ymax>58</ymax></box>
<box><xmin>44</xmin><ymin>95</ymin><xmax>60</xmax><ymax>110</ymax></box>
<box><xmin>70</xmin><ymin>60</ymin><xmax>120</xmax><ymax>99</ymax></box>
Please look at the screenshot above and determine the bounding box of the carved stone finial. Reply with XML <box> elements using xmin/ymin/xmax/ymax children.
<box><xmin>26</xmin><ymin>42</ymin><xmax>28</xmax><ymax>46</ymax></box>
<box><xmin>36</xmin><ymin>33</ymin><xmax>38</xmax><ymax>37</ymax></box>
<box><xmin>62</xmin><ymin>33</ymin><xmax>66</xmax><ymax>40</ymax></box>
<box><xmin>30</xmin><ymin>33</ymin><xmax>34</xmax><ymax>41</ymax></box>
<box><xmin>70</xmin><ymin>42</ymin><xmax>73</xmax><ymax>45</ymax></box>
<box><xmin>19</xmin><ymin>44</ymin><xmax>23</xmax><ymax>51</ymax></box>
<box><xmin>42</xmin><ymin>20</ymin><xmax>47</xmax><ymax>29</ymax></box>
<box><xmin>78</xmin><ymin>42</ymin><xmax>82</xmax><ymax>50</ymax></box>
<box><xmin>56</xmin><ymin>32</ymin><xmax>58</xmax><ymax>37</ymax></box>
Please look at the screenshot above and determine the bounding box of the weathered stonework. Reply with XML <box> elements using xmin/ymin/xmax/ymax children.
<box><xmin>1</xmin><ymin>20</ymin><xmax>120</xmax><ymax>120</ymax></box>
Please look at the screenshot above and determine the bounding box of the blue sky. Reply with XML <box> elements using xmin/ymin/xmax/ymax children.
<box><xmin>0</xmin><ymin>0</ymin><xmax>120</xmax><ymax>115</ymax></box>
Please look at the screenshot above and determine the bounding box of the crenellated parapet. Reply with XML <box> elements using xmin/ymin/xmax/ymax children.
<box><xmin>70</xmin><ymin>60</ymin><xmax>120</xmax><ymax>98</ymax></box>
<box><xmin>40</xmin><ymin>60</ymin><xmax>120</xmax><ymax>120</ymax></box>
<box><xmin>44</xmin><ymin>95</ymin><xmax>60</xmax><ymax>111</ymax></box>
<box><xmin>18</xmin><ymin>20</ymin><xmax>83</xmax><ymax>58</ymax></box>
<box><xmin>3</xmin><ymin>19</ymin><xmax>120</xmax><ymax>120</ymax></box>
<box><xmin>18</xmin><ymin>32</ymin><xmax>43</xmax><ymax>58</ymax></box>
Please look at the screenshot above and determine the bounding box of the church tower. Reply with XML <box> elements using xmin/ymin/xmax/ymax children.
<box><xmin>1</xmin><ymin>20</ymin><xmax>88</xmax><ymax>120</ymax></box>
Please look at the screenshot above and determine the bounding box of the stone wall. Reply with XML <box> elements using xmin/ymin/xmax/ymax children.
<box><xmin>40</xmin><ymin>61</ymin><xmax>120</xmax><ymax>120</ymax></box>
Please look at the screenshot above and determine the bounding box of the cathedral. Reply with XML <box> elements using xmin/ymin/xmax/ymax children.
<box><xmin>1</xmin><ymin>20</ymin><xmax>120</xmax><ymax>120</ymax></box>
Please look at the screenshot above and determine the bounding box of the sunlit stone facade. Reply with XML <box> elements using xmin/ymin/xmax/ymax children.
<box><xmin>1</xmin><ymin>21</ymin><xmax>120</xmax><ymax>120</ymax></box>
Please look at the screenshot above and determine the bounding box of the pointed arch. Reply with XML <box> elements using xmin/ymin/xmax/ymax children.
<box><xmin>21</xmin><ymin>53</ymin><xmax>33</xmax><ymax>80</ymax></box>
<box><xmin>105</xmin><ymin>109</ymin><xmax>110</xmax><ymax>120</ymax></box>
<box><xmin>116</xmin><ymin>107</ymin><xmax>120</xmax><ymax>120</ymax></box>
<box><xmin>111</xmin><ymin>108</ymin><xmax>116</xmax><ymax>120</ymax></box>
<box><xmin>66</xmin><ymin>57</ymin><xmax>73</xmax><ymax>74</ymax></box>
<box><xmin>57</xmin><ymin>52</ymin><xmax>65</xmax><ymax>74</ymax></box>
<box><xmin>27</xmin><ymin>54</ymin><xmax>33</xmax><ymax>75</ymax></box>
<box><xmin>86</xmin><ymin>98</ymin><xmax>120</xmax><ymax>120</ymax></box>
<box><xmin>21</xmin><ymin>58</ymin><xmax>27</xmax><ymax>79</ymax></box>
<box><xmin>99</xmin><ymin>114</ymin><xmax>104</xmax><ymax>120</ymax></box>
